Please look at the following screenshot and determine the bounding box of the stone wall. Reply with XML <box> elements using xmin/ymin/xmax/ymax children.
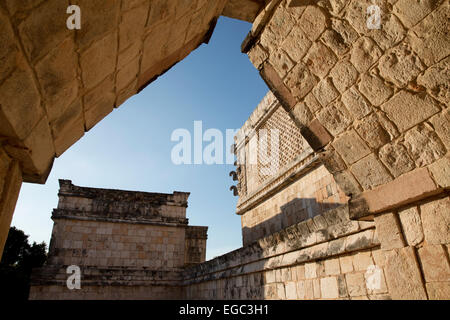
<box><xmin>29</xmin><ymin>180</ymin><xmax>207</xmax><ymax>299</ymax></box>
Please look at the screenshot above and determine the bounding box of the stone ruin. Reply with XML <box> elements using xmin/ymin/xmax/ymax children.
<box><xmin>0</xmin><ymin>0</ymin><xmax>449</xmax><ymax>299</ymax></box>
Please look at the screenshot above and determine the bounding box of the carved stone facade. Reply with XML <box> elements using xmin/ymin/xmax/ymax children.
<box><xmin>29</xmin><ymin>180</ymin><xmax>207</xmax><ymax>299</ymax></box>
<box><xmin>0</xmin><ymin>0</ymin><xmax>448</xmax><ymax>300</ymax></box>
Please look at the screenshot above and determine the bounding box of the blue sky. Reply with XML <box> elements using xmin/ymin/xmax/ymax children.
<box><xmin>12</xmin><ymin>17</ymin><xmax>269</xmax><ymax>260</ymax></box>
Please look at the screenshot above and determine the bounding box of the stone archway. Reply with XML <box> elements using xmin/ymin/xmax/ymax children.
<box><xmin>0</xmin><ymin>0</ymin><xmax>267</xmax><ymax>256</ymax></box>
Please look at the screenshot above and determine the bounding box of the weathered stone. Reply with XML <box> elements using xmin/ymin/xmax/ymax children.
<box><xmin>369</xmin><ymin>14</ymin><xmax>405</xmax><ymax>51</ymax></box>
<box><xmin>80</xmin><ymin>32</ymin><xmax>118</xmax><ymax>89</ymax></box>
<box><xmin>267</xmin><ymin>6</ymin><xmax>295</xmax><ymax>43</ymax></box>
<box><xmin>355</xmin><ymin>113</ymin><xmax>391</xmax><ymax>149</ymax></box>
<box><xmin>382</xmin><ymin>91</ymin><xmax>440</xmax><ymax>133</ymax></box>
<box><xmin>404</xmin><ymin>124</ymin><xmax>446</xmax><ymax>167</ymax></box>
<box><xmin>320</xmin><ymin>19</ymin><xmax>358</xmax><ymax>57</ymax></box>
<box><xmin>417</xmin><ymin>57</ymin><xmax>450</xmax><ymax>105</ymax></box>
<box><xmin>116</xmin><ymin>57</ymin><xmax>140</xmax><ymax>92</ymax></box>
<box><xmin>393</xmin><ymin>0</ymin><xmax>440</xmax><ymax>28</ymax></box>
<box><xmin>339</xmin><ymin>255</ymin><xmax>354</xmax><ymax>273</ymax></box>
<box><xmin>284</xmin><ymin>62</ymin><xmax>317</xmax><ymax>100</ymax></box>
<box><xmin>312</xmin><ymin>78</ymin><xmax>339</xmax><ymax>107</ymax></box>
<box><xmin>285</xmin><ymin>281</ymin><xmax>297</xmax><ymax>299</ymax></box>
<box><xmin>353</xmin><ymin>251</ymin><xmax>374</xmax><ymax>272</ymax></box>
<box><xmin>332</xmin><ymin>130</ymin><xmax>371</xmax><ymax>165</ymax></box>
<box><xmin>428</xmin><ymin>155</ymin><xmax>450</xmax><ymax>188</ymax></box>
<box><xmin>324</xmin><ymin>258</ymin><xmax>341</xmax><ymax>276</ymax></box>
<box><xmin>18</xmin><ymin>0</ymin><xmax>69</xmax><ymax>62</ymax></box>
<box><xmin>298</xmin><ymin>5</ymin><xmax>327</xmax><ymax>42</ymax></box>
<box><xmin>320</xmin><ymin>276</ymin><xmax>339</xmax><ymax>299</ymax></box>
<box><xmin>35</xmin><ymin>37</ymin><xmax>78</xmax><ymax>115</ymax></box>
<box><xmin>426</xmin><ymin>282</ymin><xmax>450</xmax><ymax>300</ymax></box>
<box><xmin>374</xmin><ymin>212</ymin><xmax>405</xmax><ymax>250</ymax></box>
<box><xmin>329</xmin><ymin>59</ymin><xmax>358</xmax><ymax>93</ymax></box>
<box><xmin>248</xmin><ymin>44</ymin><xmax>268</xmax><ymax>70</ymax></box>
<box><xmin>84</xmin><ymin>75</ymin><xmax>116</xmax><ymax>131</ymax></box>
<box><xmin>282</xmin><ymin>27</ymin><xmax>311</xmax><ymax>63</ymax></box>
<box><xmin>119</xmin><ymin>2</ymin><xmax>149</xmax><ymax>51</ymax></box>
<box><xmin>292</xmin><ymin>102</ymin><xmax>313</xmax><ymax>126</ymax></box>
<box><xmin>398</xmin><ymin>206</ymin><xmax>424</xmax><ymax>246</ymax></box>
<box><xmin>352</xmin><ymin>154</ymin><xmax>393</xmax><ymax>190</ymax></box>
<box><xmin>345</xmin><ymin>0</ymin><xmax>389</xmax><ymax>34</ymax></box>
<box><xmin>0</xmin><ymin>60</ymin><xmax>43</xmax><ymax>140</ymax></box>
<box><xmin>350</xmin><ymin>37</ymin><xmax>382</xmax><ymax>74</ymax></box>
<box><xmin>334</xmin><ymin>171</ymin><xmax>362</xmax><ymax>196</ymax></box>
<box><xmin>358</xmin><ymin>71</ymin><xmax>394</xmax><ymax>107</ymax></box>
<box><xmin>418</xmin><ymin>245</ymin><xmax>450</xmax><ymax>282</ymax></box>
<box><xmin>428</xmin><ymin>109</ymin><xmax>450</xmax><ymax>150</ymax></box>
<box><xmin>379</xmin><ymin>142</ymin><xmax>416</xmax><ymax>178</ymax></box>
<box><xmin>420</xmin><ymin>197</ymin><xmax>450</xmax><ymax>245</ymax></box>
<box><xmin>407</xmin><ymin>4</ymin><xmax>450</xmax><ymax>66</ymax></box>
<box><xmin>50</xmin><ymin>100</ymin><xmax>85</xmax><ymax>157</ymax></box>
<box><xmin>341</xmin><ymin>86</ymin><xmax>372</xmax><ymax>120</ymax></box>
<box><xmin>270</xmin><ymin>49</ymin><xmax>295</xmax><ymax>79</ymax></box>
<box><xmin>317</xmin><ymin>101</ymin><xmax>352</xmax><ymax>136</ymax></box>
<box><xmin>345</xmin><ymin>229</ymin><xmax>375</xmax><ymax>252</ymax></box>
<box><xmin>345</xmin><ymin>272</ymin><xmax>366</xmax><ymax>297</ymax></box>
<box><xmin>378</xmin><ymin>44</ymin><xmax>425</xmax><ymax>88</ymax></box>
<box><xmin>76</xmin><ymin>0</ymin><xmax>121</xmax><ymax>49</ymax></box>
<box><xmin>0</xmin><ymin>10</ymin><xmax>19</xmax><ymax>82</ymax></box>
<box><xmin>384</xmin><ymin>247</ymin><xmax>427</xmax><ymax>300</ymax></box>
<box><xmin>304</xmin><ymin>42</ymin><xmax>338</xmax><ymax>79</ymax></box>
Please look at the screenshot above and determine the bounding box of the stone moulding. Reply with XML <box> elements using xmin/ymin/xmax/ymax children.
<box><xmin>183</xmin><ymin>204</ymin><xmax>377</xmax><ymax>285</ymax></box>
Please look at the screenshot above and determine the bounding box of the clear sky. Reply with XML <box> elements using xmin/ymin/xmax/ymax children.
<box><xmin>11</xmin><ymin>17</ymin><xmax>269</xmax><ymax>260</ymax></box>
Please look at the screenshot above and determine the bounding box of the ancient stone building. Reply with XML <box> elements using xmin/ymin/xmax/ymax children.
<box><xmin>30</xmin><ymin>180</ymin><xmax>207</xmax><ymax>299</ymax></box>
<box><xmin>1</xmin><ymin>0</ymin><xmax>449</xmax><ymax>300</ymax></box>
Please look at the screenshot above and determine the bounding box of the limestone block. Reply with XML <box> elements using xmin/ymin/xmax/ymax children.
<box><xmin>417</xmin><ymin>57</ymin><xmax>450</xmax><ymax>105</ymax></box>
<box><xmin>418</xmin><ymin>245</ymin><xmax>450</xmax><ymax>282</ymax></box>
<box><xmin>378</xmin><ymin>44</ymin><xmax>425</xmax><ymax>88</ymax></box>
<box><xmin>407</xmin><ymin>4</ymin><xmax>450</xmax><ymax>66</ymax></box>
<box><xmin>18</xmin><ymin>0</ymin><xmax>69</xmax><ymax>62</ymax></box>
<box><xmin>270</xmin><ymin>49</ymin><xmax>294</xmax><ymax>79</ymax></box>
<box><xmin>426</xmin><ymin>282</ymin><xmax>450</xmax><ymax>300</ymax></box>
<box><xmin>345</xmin><ymin>272</ymin><xmax>367</xmax><ymax>297</ymax></box>
<box><xmin>420</xmin><ymin>197</ymin><xmax>450</xmax><ymax>245</ymax></box>
<box><xmin>80</xmin><ymin>32</ymin><xmax>118</xmax><ymax>89</ymax></box>
<box><xmin>313</xmin><ymin>278</ymin><xmax>321</xmax><ymax>299</ymax></box>
<box><xmin>304</xmin><ymin>279</ymin><xmax>314</xmax><ymax>299</ymax></box>
<box><xmin>324</xmin><ymin>257</ymin><xmax>341</xmax><ymax>275</ymax></box>
<box><xmin>369</xmin><ymin>14</ymin><xmax>405</xmax><ymax>51</ymax></box>
<box><xmin>329</xmin><ymin>59</ymin><xmax>358</xmax><ymax>93</ymax></box>
<box><xmin>321</xmin><ymin>276</ymin><xmax>339</xmax><ymax>299</ymax></box>
<box><xmin>267</xmin><ymin>6</ymin><xmax>295</xmax><ymax>42</ymax></box>
<box><xmin>339</xmin><ymin>255</ymin><xmax>354</xmax><ymax>273</ymax></box>
<box><xmin>304</xmin><ymin>42</ymin><xmax>338</xmax><ymax>79</ymax></box>
<box><xmin>320</xmin><ymin>19</ymin><xmax>358</xmax><ymax>57</ymax></box>
<box><xmin>0</xmin><ymin>10</ymin><xmax>19</xmax><ymax>82</ymax></box>
<box><xmin>384</xmin><ymin>247</ymin><xmax>427</xmax><ymax>299</ymax></box>
<box><xmin>305</xmin><ymin>262</ymin><xmax>317</xmax><ymax>279</ymax></box>
<box><xmin>312</xmin><ymin>78</ymin><xmax>339</xmax><ymax>107</ymax></box>
<box><xmin>282</xmin><ymin>27</ymin><xmax>311</xmax><ymax>63</ymax></box>
<box><xmin>0</xmin><ymin>59</ymin><xmax>43</xmax><ymax>140</ymax></box>
<box><xmin>119</xmin><ymin>2</ymin><xmax>149</xmax><ymax>51</ymax></box>
<box><xmin>51</xmin><ymin>99</ymin><xmax>85</xmax><ymax>157</ymax></box>
<box><xmin>248</xmin><ymin>44</ymin><xmax>268</xmax><ymax>70</ymax></box>
<box><xmin>393</xmin><ymin>0</ymin><xmax>440</xmax><ymax>28</ymax></box>
<box><xmin>374</xmin><ymin>212</ymin><xmax>405</xmax><ymax>250</ymax></box>
<box><xmin>351</xmin><ymin>154</ymin><xmax>393</xmax><ymax>190</ymax></box>
<box><xmin>358</xmin><ymin>71</ymin><xmax>394</xmax><ymax>107</ymax></box>
<box><xmin>116</xmin><ymin>57</ymin><xmax>140</xmax><ymax>92</ymax></box>
<box><xmin>353</xmin><ymin>251</ymin><xmax>374</xmax><ymax>272</ymax></box>
<box><xmin>355</xmin><ymin>113</ymin><xmax>391</xmax><ymax>149</ymax></box>
<box><xmin>341</xmin><ymin>86</ymin><xmax>372</xmax><ymax>120</ymax></box>
<box><xmin>398</xmin><ymin>206</ymin><xmax>424</xmax><ymax>246</ymax></box>
<box><xmin>292</xmin><ymin>102</ymin><xmax>313</xmax><ymax>126</ymax></box>
<box><xmin>283</xmin><ymin>62</ymin><xmax>317</xmax><ymax>100</ymax></box>
<box><xmin>285</xmin><ymin>281</ymin><xmax>298</xmax><ymax>299</ymax></box>
<box><xmin>296</xmin><ymin>280</ymin><xmax>305</xmax><ymax>299</ymax></box>
<box><xmin>317</xmin><ymin>101</ymin><xmax>352</xmax><ymax>136</ymax></box>
<box><xmin>381</xmin><ymin>90</ymin><xmax>440</xmax><ymax>133</ymax></box>
<box><xmin>428</xmin><ymin>109</ymin><xmax>450</xmax><ymax>151</ymax></box>
<box><xmin>76</xmin><ymin>0</ymin><xmax>120</xmax><ymax>49</ymax></box>
<box><xmin>350</xmin><ymin>37</ymin><xmax>382</xmax><ymax>74</ymax></box>
<box><xmin>298</xmin><ymin>5</ymin><xmax>327</xmax><ymax>42</ymax></box>
<box><xmin>84</xmin><ymin>75</ymin><xmax>116</xmax><ymax>131</ymax></box>
<box><xmin>334</xmin><ymin>171</ymin><xmax>362</xmax><ymax>196</ymax></box>
<box><xmin>344</xmin><ymin>229</ymin><xmax>376</xmax><ymax>252</ymax></box>
<box><xmin>332</xmin><ymin>130</ymin><xmax>371</xmax><ymax>165</ymax></box>
<box><xmin>404</xmin><ymin>124</ymin><xmax>446</xmax><ymax>167</ymax></box>
<box><xmin>379</xmin><ymin>141</ymin><xmax>416</xmax><ymax>178</ymax></box>
<box><xmin>5</xmin><ymin>116</ymin><xmax>55</xmax><ymax>180</ymax></box>
<box><xmin>428</xmin><ymin>155</ymin><xmax>450</xmax><ymax>188</ymax></box>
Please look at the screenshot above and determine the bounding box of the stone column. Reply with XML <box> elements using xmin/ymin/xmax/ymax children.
<box><xmin>0</xmin><ymin>147</ymin><xmax>22</xmax><ymax>258</ymax></box>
